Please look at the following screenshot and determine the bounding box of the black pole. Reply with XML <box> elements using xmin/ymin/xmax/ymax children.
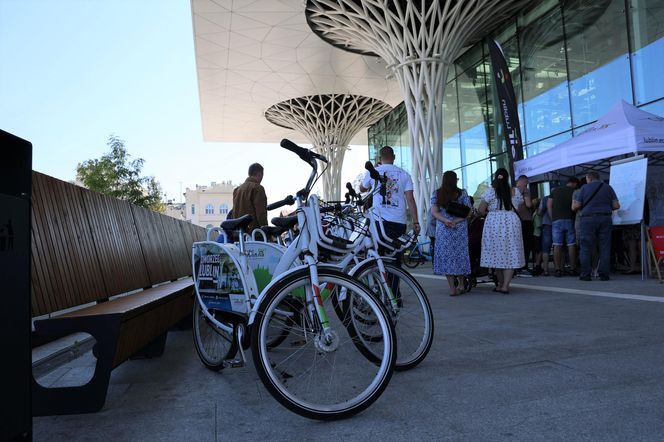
<box><xmin>0</xmin><ymin>129</ymin><xmax>32</xmax><ymax>441</ymax></box>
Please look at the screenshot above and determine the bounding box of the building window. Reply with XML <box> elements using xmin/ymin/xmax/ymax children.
<box><xmin>220</xmin><ymin>203</ymin><xmax>229</xmax><ymax>215</ymax></box>
<box><xmin>205</xmin><ymin>204</ymin><xmax>214</xmax><ymax>215</ymax></box>
<box><xmin>565</xmin><ymin>0</ymin><xmax>631</xmax><ymax>127</ymax></box>
<box><xmin>191</xmin><ymin>204</ymin><xmax>195</xmax><ymax>215</ymax></box>
<box><xmin>629</xmin><ymin>0</ymin><xmax>664</xmax><ymax>105</ymax></box>
<box><xmin>519</xmin><ymin>4</ymin><xmax>572</xmax><ymax>144</ymax></box>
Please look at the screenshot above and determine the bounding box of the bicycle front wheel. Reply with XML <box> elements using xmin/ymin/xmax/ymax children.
<box><xmin>251</xmin><ymin>268</ymin><xmax>396</xmax><ymax>421</ymax></box>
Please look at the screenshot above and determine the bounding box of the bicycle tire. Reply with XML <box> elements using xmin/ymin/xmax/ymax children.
<box><xmin>402</xmin><ymin>246</ymin><xmax>421</xmax><ymax>268</ymax></box>
<box><xmin>251</xmin><ymin>268</ymin><xmax>396</xmax><ymax>420</ymax></box>
<box><xmin>352</xmin><ymin>262</ymin><xmax>434</xmax><ymax>370</ymax></box>
<box><xmin>192</xmin><ymin>302</ymin><xmax>237</xmax><ymax>371</ymax></box>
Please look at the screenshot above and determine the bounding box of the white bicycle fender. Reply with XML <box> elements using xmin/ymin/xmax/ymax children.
<box><xmin>247</xmin><ymin>264</ymin><xmax>308</xmax><ymax>325</ymax></box>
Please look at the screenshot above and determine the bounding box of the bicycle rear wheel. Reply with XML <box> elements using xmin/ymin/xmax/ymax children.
<box><xmin>251</xmin><ymin>268</ymin><xmax>396</xmax><ymax>420</ymax></box>
<box><xmin>192</xmin><ymin>302</ymin><xmax>237</xmax><ymax>371</ymax></box>
<box><xmin>402</xmin><ymin>245</ymin><xmax>421</xmax><ymax>268</ymax></box>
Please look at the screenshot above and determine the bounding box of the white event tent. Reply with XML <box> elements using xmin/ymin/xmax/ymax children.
<box><xmin>515</xmin><ymin>100</ymin><xmax>664</xmax><ymax>178</ymax></box>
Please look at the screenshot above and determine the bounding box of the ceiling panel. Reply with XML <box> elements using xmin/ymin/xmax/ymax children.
<box><xmin>191</xmin><ymin>0</ymin><xmax>402</xmax><ymax>144</ymax></box>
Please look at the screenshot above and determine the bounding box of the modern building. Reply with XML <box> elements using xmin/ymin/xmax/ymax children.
<box><xmin>184</xmin><ymin>181</ymin><xmax>234</xmax><ymax>227</ymax></box>
<box><xmin>368</xmin><ymin>0</ymin><xmax>664</xmax><ymax>202</ymax></box>
<box><xmin>190</xmin><ymin>0</ymin><xmax>404</xmax><ymax>202</ymax></box>
<box><xmin>164</xmin><ymin>201</ymin><xmax>186</xmax><ymax>221</ymax></box>
<box><xmin>192</xmin><ymin>0</ymin><xmax>664</xmax><ymax>222</ymax></box>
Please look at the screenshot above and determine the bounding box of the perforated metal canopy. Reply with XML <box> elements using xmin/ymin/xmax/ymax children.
<box><xmin>191</xmin><ymin>0</ymin><xmax>403</xmax><ymax>144</ymax></box>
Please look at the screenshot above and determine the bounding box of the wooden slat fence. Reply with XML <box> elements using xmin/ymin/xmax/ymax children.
<box><xmin>30</xmin><ymin>172</ymin><xmax>206</xmax><ymax>318</ymax></box>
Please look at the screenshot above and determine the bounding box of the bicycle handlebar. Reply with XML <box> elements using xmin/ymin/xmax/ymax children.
<box><xmin>364</xmin><ymin>161</ymin><xmax>387</xmax><ymax>204</ymax></box>
<box><xmin>346</xmin><ymin>182</ymin><xmax>357</xmax><ymax>199</ymax></box>
<box><xmin>280</xmin><ymin>139</ymin><xmax>328</xmax><ymax>164</ymax></box>
<box><xmin>280</xmin><ymin>138</ymin><xmax>325</xmax><ymax>200</ymax></box>
<box><xmin>267</xmin><ymin>195</ymin><xmax>295</xmax><ymax>211</ymax></box>
<box><xmin>364</xmin><ymin>161</ymin><xmax>381</xmax><ymax>181</ymax></box>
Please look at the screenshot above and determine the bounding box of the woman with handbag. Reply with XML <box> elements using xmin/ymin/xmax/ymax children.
<box><xmin>430</xmin><ymin>170</ymin><xmax>472</xmax><ymax>296</ymax></box>
<box><xmin>478</xmin><ymin>168</ymin><xmax>525</xmax><ymax>294</ymax></box>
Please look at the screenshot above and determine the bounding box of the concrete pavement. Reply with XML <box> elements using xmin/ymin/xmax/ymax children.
<box><xmin>33</xmin><ymin>268</ymin><xmax>664</xmax><ymax>441</ymax></box>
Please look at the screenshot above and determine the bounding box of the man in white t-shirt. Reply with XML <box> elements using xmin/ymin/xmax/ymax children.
<box><xmin>360</xmin><ymin>146</ymin><xmax>420</xmax><ymax>243</ymax></box>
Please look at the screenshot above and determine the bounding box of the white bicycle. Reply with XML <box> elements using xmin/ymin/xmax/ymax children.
<box><xmin>313</xmin><ymin>171</ymin><xmax>434</xmax><ymax>371</ymax></box>
<box><xmin>233</xmin><ymin>162</ymin><xmax>434</xmax><ymax>371</ymax></box>
<box><xmin>191</xmin><ymin>139</ymin><xmax>397</xmax><ymax>420</ymax></box>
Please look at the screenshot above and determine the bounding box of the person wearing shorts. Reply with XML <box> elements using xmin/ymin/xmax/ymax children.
<box><xmin>548</xmin><ymin>177</ymin><xmax>580</xmax><ymax>277</ymax></box>
<box><xmin>538</xmin><ymin>195</ymin><xmax>553</xmax><ymax>276</ymax></box>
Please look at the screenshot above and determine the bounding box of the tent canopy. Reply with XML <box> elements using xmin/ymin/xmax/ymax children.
<box><xmin>515</xmin><ymin>100</ymin><xmax>664</xmax><ymax>178</ymax></box>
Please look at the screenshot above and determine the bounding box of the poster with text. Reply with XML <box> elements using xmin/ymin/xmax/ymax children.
<box><xmin>610</xmin><ymin>157</ymin><xmax>648</xmax><ymax>225</ymax></box>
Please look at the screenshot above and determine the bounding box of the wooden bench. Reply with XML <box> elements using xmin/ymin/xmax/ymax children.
<box><xmin>30</xmin><ymin>172</ymin><xmax>205</xmax><ymax>415</ymax></box>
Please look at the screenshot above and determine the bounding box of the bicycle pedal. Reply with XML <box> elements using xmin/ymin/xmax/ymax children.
<box><xmin>224</xmin><ymin>358</ymin><xmax>245</xmax><ymax>368</ymax></box>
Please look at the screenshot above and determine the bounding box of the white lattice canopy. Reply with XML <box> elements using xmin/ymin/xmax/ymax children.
<box><xmin>265</xmin><ymin>94</ymin><xmax>392</xmax><ymax>200</ymax></box>
<box><xmin>305</xmin><ymin>0</ymin><xmax>527</xmax><ymax>225</ymax></box>
<box><xmin>190</xmin><ymin>0</ymin><xmax>403</xmax><ymax>145</ymax></box>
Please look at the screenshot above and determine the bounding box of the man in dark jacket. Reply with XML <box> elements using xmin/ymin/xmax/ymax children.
<box><xmin>232</xmin><ymin>163</ymin><xmax>267</xmax><ymax>232</ymax></box>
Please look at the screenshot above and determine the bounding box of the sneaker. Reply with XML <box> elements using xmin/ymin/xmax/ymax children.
<box><xmin>579</xmin><ymin>275</ymin><xmax>591</xmax><ymax>281</ymax></box>
<box><xmin>599</xmin><ymin>275</ymin><xmax>610</xmax><ymax>281</ymax></box>
<box><xmin>569</xmin><ymin>269</ymin><xmax>580</xmax><ymax>277</ymax></box>
<box><xmin>554</xmin><ymin>269</ymin><xmax>563</xmax><ymax>277</ymax></box>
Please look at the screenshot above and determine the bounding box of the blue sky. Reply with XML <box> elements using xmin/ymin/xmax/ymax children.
<box><xmin>0</xmin><ymin>0</ymin><xmax>368</xmax><ymax>204</ymax></box>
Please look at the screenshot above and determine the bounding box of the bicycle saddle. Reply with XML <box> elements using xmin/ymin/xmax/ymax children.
<box><xmin>271</xmin><ymin>215</ymin><xmax>298</xmax><ymax>230</ymax></box>
<box><xmin>259</xmin><ymin>225</ymin><xmax>287</xmax><ymax>237</ymax></box>
<box><xmin>221</xmin><ymin>214</ymin><xmax>253</xmax><ymax>231</ymax></box>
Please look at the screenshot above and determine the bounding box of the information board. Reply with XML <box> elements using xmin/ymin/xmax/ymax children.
<box><xmin>610</xmin><ymin>156</ymin><xmax>648</xmax><ymax>225</ymax></box>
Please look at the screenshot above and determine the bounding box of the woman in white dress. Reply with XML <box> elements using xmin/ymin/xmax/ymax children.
<box><xmin>478</xmin><ymin>168</ymin><xmax>525</xmax><ymax>294</ymax></box>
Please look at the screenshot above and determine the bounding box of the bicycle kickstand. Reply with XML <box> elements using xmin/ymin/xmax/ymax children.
<box><xmin>224</xmin><ymin>323</ymin><xmax>247</xmax><ymax>369</ymax></box>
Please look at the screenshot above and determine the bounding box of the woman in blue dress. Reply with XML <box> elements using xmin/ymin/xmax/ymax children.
<box><xmin>430</xmin><ymin>170</ymin><xmax>472</xmax><ymax>296</ymax></box>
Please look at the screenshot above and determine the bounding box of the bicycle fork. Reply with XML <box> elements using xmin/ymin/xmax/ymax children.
<box><xmin>303</xmin><ymin>255</ymin><xmax>341</xmax><ymax>353</ymax></box>
<box><xmin>368</xmin><ymin>254</ymin><xmax>401</xmax><ymax>316</ymax></box>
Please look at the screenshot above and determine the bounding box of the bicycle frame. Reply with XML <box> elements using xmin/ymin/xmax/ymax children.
<box><xmin>413</xmin><ymin>240</ymin><xmax>433</xmax><ymax>260</ymax></box>
<box><xmin>193</xmin><ymin>156</ymin><xmax>344</xmax><ymax>346</ymax></box>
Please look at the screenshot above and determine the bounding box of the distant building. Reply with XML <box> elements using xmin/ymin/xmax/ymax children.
<box><xmin>184</xmin><ymin>181</ymin><xmax>234</xmax><ymax>227</ymax></box>
<box><xmin>164</xmin><ymin>201</ymin><xmax>185</xmax><ymax>221</ymax></box>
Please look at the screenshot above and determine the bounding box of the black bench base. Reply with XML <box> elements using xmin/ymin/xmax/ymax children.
<box><xmin>32</xmin><ymin>281</ymin><xmax>193</xmax><ymax>416</ymax></box>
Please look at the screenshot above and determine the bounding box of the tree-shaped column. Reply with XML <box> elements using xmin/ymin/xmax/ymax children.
<box><xmin>305</xmin><ymin>0</ymin><xmax>527</xmax><ymax>224</ymax></box>
<box><xmin>265</xmin><ymin>94</ymin><xmax>391</xmax><ymax>201</ymax></box>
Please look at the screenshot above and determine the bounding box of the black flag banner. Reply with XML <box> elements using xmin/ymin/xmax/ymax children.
<box><xmin>487</xmin><ymin>38</ymin><xmax>524</xmax><ymax>179</ymax></box>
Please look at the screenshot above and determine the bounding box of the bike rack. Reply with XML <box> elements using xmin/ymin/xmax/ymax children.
<box><xmin>206</xmin><ymin>226</ymin><xmax>227</xmax><ymax>243</ymax></box>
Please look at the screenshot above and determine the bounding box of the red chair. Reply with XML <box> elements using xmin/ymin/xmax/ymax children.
<box><xmin>648</xmin><ymin>227</ymin><xmax>664</xmax><ymax>283</ymax></box>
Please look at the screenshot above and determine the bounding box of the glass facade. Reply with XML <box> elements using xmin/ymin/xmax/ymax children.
<box><xmin>368</xmin><ymin>0</ymin><xmax>664</xmax><ymax>201</ymax></box>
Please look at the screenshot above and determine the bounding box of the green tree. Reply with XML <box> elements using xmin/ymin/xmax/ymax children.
<box><xmin>76</xmin><ymin>135</ymin><xmax>165</xmax><ymax>212</ymax></box>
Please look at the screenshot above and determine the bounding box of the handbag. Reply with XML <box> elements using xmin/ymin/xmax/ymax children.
<box><xmin>446</xmin><ymin>200</ymin><xmax>470</xmax><ymax>218</ymax></box>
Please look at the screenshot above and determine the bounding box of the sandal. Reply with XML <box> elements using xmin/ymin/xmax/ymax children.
<box><xmin>463</xmin><ymin>278</ymin><xmax>472</xmax><ymax>293</ymax></box>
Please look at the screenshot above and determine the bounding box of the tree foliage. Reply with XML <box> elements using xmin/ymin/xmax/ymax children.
<box><xmin>76</xmin><ymin>135</ymin><xmax>165</xmax><ymax>212</ymax></box>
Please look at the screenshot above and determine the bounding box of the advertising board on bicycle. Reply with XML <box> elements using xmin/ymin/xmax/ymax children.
<box><xmin>193</xmin><ymin>242</ymin><xmax>247</xmax><ymax>314</ymax></box>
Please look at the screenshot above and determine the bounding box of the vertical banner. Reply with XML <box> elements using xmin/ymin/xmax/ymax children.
<box><xmin>487</xmin><ymin>38</ymin><xmax>524</xmax><ymax>180</ymax></box>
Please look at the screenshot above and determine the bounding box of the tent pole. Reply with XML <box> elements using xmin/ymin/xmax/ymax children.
<box><xmin>641</xmin><ymin>220</ymin><xmax>648</xmax><ymax>281</ymax></box>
